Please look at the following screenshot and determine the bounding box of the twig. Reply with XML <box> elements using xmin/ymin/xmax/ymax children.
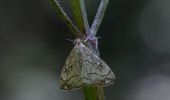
<box><xmin>90</xmin><ymin>0</ymin><xmax>109</xmax><ymax>35</ymax></box>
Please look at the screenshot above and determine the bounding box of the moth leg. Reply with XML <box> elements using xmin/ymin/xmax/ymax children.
<box><xmin>90</xmin><ymin>0</ymin><xmax>109</xmax><ymax>35</ymax></box>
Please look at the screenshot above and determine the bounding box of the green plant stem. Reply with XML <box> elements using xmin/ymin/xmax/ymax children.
<box><xmin>70</xmin><ymin>0</ymin><xmax>90</xmax><ymax>36</ymax></box>
<box><xmin>83</xmin><ymin>85</ymin><xmax>104</xmax><ymax>100</ymax></box>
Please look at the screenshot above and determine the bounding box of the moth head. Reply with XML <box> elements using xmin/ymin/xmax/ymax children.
<box><xmin>74</xmin><ymin>38</ymin><xmax>83</xmax><ymax>45</ymax></box>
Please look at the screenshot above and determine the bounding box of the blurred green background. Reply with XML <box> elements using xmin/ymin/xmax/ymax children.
<box><xmin>1</xmin><ymin>0</ymin><xmax>170</xmax><ymax>100</ymax></box>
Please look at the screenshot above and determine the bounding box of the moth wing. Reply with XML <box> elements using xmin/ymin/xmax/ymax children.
<box><xmin>81</xmin><ymin>46</ymin><xmax>116</xmax><ymax>86</ymax></box>
<box><xmin>60</xmin><ymin>43</ymin><xmax>116</xmax><ymax>90</ymax></box>
<box><xmin>60</xmin><ymin>46</ymin><xmax>83</xmax><ymax>90</ymax></box>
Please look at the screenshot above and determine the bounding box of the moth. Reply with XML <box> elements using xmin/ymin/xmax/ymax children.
<box><xmin>60</xmin><ymin>38</ymin><xmax>116</xmax><ymax>90</ymax></box>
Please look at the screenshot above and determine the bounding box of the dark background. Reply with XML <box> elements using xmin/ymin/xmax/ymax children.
<box><xmin>1</xmin><ymin>0</ymin><xmax>170</xmax><ymax>100</ymax></box>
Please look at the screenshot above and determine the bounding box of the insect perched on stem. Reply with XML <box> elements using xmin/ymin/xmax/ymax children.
<box><xmin>50</xmin><ymin>0</ymin><xmax>115</xmax><ymax>99</ymax></box>
<box><xmin>60</xmin><ymin>38</ymin><xmax>116</xmax><ymax>90</ymax></box>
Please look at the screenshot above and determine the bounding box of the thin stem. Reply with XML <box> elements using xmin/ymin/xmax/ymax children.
<box><xmin>90</xmin><ymin>0</ymin><xmax>109</xmax><ymax>35</ymax></box>
<box><xmin>83</xmin><ymin>85</ymin><xmax>98</xmax><ymax>100</ymax></box>
<box><xmin>83</xmin><ymin>85</ymin><xmax>104</xmax><ymax>100</ymax></box>
<box><xmin>70</xmin><ymin>0</ymin><xmax>90</xmax><ymax>36</ymax></box>
<box><xmin>50</xmin><ymin>0</ymin><xmax>80</xmax><ymax>37</ymax></box>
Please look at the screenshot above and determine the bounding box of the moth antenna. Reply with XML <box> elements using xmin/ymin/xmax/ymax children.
<box><xmin>66</xmin><ymin>39</ymin><xmax>74</xmax><ymax>43</ymax></box>
<box><xmin>84</xmin><ymin>34</ymin><xmax>93</xmax><ymax>43</ymax></box>
<box><xmin>97</xmin><ymin>36</ymin><xmax>101</xmax><ymax>39</ymax></box>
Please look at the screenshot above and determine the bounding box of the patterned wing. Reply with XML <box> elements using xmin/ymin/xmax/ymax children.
<box><xmin>60</xmin><ymin>43</ymin><xmax>116</xmax><ymax>90</ymax></box>
<box><xmin>80</xmin><ymin>46</ymin><xmax>116</xmax><ymax>86</ymax></box>
<box><xmin>60</xmin><ymin>46</ymin><xmax>83</xmax><ymax>90</ymax></box>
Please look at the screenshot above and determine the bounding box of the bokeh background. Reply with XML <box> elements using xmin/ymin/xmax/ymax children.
<box><xmin>1</xmin><ymin>0</ymin><xmax>170</xmax><ymax>100</ymax></box>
